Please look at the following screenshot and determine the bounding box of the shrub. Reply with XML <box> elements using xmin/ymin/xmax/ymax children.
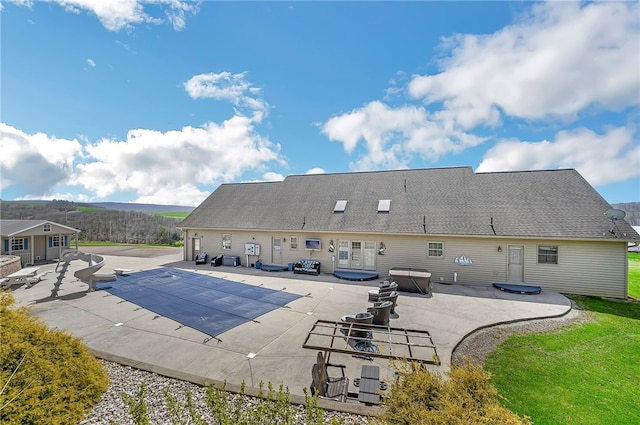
<box><xmin>377</xmin><ymin>359</ymin><xmax>531</xmax><ymax>425</ymax></box>
<box><xmin>0</xmin><ymin>291</ymin><xmax>109</xmax><ymax>424</ymax></box>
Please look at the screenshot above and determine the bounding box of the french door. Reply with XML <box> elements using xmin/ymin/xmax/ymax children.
<box><xmin>337</xmin><ymin>240</ymin><xmax>376</xmax><ymax>270</ymax></box>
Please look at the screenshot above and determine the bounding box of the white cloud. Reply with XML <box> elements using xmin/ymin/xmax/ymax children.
<box><xmin>321</xmin><ymin>101</ymin><xmax>484</xmax><ymax>171</ymax></box>
<box><xmin>305</xmin><ymin>168</ymin><xmax>325</xmax><ymax>175</ymax></box>
<box><xmin>183</xmin><ymin>72</ymin><xmax>269</xmax><ymax>122</ymax></box>
<box><xmin>72</xmin><ymin>116</ymin><xmax>284</xmax><ymax>205</ymax></box>
<box><xmin>2</xmin><ymin>116</ymin><xmax>285</xmax><ymax>206</ymax></box>
<box><xmin>262</xmin><ymin>172</ymin><xmax>284</xmax><ymax>181</ymax></box>
<box><xmin>321</xmin><ymin>1</ymin><xmax>639</xmax><ymax>175</ymax></box>
<box><xmin>87</xmin><ymin>58</ymin><xmax>96</xmax><ymax>67</ymax></box>
<box><xmin>476</xmin><ymin>126</ymin><xmax>640</xmax><ymax>187</ymax></box>
<box><xmin>408</xmin><ymin>1</ymin><xmax>640</xmax><ymax>126</ymax></box>
<box><xmin>4</xmin><ymin>0</ymin><xmax>34</xmax><ymax>8</ymax></box>
<box><xmin>9</xmin><ymin>0</ymin><xmax>199</xmax><ymax>32</ymax></box>
<box><xmin>0</xmin><ymin>123</ymin><xmax>82</xmax><ymax>197</ymax></box>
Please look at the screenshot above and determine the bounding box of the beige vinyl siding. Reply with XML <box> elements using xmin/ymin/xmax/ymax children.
<box><xmin>523</xmin><ymin>240</ymin><xmax>627</xmax><ymax>298</ymax></box>
<box><xmin>185</xmin><ymin>229</ymin><xmax>628</xmax><ymax>298</ymax></box>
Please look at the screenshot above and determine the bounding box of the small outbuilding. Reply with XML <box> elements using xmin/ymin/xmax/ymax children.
<box><xmin>0</xmin><ymin>220</ymin><xmax>80</xmax><ymax>266</ymax></box>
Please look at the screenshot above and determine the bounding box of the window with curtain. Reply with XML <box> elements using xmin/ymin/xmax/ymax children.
<box><xmin>222</xmin><ymin>234</ymin><xmax>231</xmax><ymax>250</ymax></box>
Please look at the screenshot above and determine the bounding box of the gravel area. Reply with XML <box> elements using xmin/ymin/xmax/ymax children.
<box><xmin>452</xmin><ymin>300</ymin><xmax>592</xmax><ymax>366</ymax></box>
<box><xmin>79</xmin><ymin>360</ymin><xmax>372</xmax><ymax>425</ymax></box>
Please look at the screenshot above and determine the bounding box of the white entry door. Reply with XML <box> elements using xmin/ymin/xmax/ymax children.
<box><xmin>507</xmin><ymin>245</ymin><xmax>524</xmax><ymax>282</ymax></box>
<box><xmin>192</xmin><ymin>237</ymin><xmax>201</xmax><ymax>262</ymax></box>
<box><xmin>272</xmin><ymin>237</ymin><xmax>282</xmax><ymax>264</ymax></box>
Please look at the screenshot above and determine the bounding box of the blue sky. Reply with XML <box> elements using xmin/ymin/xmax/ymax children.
<box><xmin>1</xmin><ymin>1</ymin><xmax>639</xmax><ymax>206</ymax></box>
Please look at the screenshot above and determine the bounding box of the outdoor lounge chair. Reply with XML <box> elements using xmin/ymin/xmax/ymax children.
<box><xmin>368</xmin><ymin>282</ymin><xmax>398</xmax><ymax>302</ymax></box>
<box><xmin>376</xmin><ymin>291</ymin><xmax>398</xmax><ymax>314</ymax></box>
<box><xmin>367</xmin><ymin>300</ymin><xmax>393</xmax><ymax>326</ymax></box>
<box><xmin>340</xmin><ymin>312</ymin><xmax>374</xmax><ymax>339</ymax></box>
<box><xmin>311</xmin><ymin>352</ymin><xmax>349</xmax><ymax>402</ymax></box>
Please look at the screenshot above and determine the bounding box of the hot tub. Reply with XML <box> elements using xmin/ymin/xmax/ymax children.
<box><xmin>388</xmin><ymin>267</ymin><xmax>432</xmax><ymax>296</ymax></box>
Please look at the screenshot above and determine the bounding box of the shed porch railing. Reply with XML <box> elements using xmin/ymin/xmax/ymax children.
<box><xmin>18</xmin><ymin>253</ymin><xmax>33</xmax><ymax>266</ymax></box>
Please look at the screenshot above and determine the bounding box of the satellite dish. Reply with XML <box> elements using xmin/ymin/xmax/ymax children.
<box><xmin>604</xmin><ymin>209</ymin><xmax>626</xmax><ymax>221</ymax></box>
<box><xmin>604</xmin><ymin>209</ymin><xmax>626</xmax><ymax>237</ymax></box>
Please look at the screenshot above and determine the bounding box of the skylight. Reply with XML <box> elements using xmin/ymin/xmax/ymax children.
<box><xmin>334</xmin><ymin>200</ymin><xmax>348</xmax><ymax>212</ymax></box>
<box><xmin>378</xmin><ymin>199</ymin><xmax>391</xmax><ymax>213</ymax></box>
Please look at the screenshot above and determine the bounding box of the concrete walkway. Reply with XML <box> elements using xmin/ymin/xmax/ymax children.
<box><xmin>8</xmin><ymin>249</ymin><xmax>571</xmax><ymax>412</ymax></box>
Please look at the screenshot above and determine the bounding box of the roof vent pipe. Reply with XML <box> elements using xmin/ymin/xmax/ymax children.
<box><xmin>423</xmin><ymin>215</ymin><xmax>426</xmax><ymax>233</ymax></box>
<box><xmin>490</xmin><ymin>216</ymin><xmax>497</xmax><ymax>235</ymax></box>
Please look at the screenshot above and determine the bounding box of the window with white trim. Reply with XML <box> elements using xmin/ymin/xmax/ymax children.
<box><xmin>222</xmin><ymin>234</ymin><xmax>232</xmax><ymax>250</ymax></box>
<box><xmin>428</xmin><ymin>241</ymin><xmax>444</xmax><ymax>257</ymax></box>
<box><xmin>290</xmin><ymin>236</ymin><xmax>298</xmax><ymax>249</ymax></box>
<box><xmin>43</xmin><ymin>224</ymin><xmax>52</xmax><ymax>232</ymax></box>
<box><xmin>11</xmin><ymin>238</ymin><xmax>26</xmax><ymax>251</ymax></box>
<box><xmin>538</xmin><ymin>246</ymin><xmax>558</xmax><ymax>264</ymax></box>
<box><xmin>51</xmin><ymin>236</ymin><xmax>62</xmax><ymax>247</ymax></box>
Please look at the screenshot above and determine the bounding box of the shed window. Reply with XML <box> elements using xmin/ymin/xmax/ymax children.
<box><xmin>428</xmin><ymin>241</ymin><xmax>444</xmax><ymax>257</ymax></box>
<box><xmin>290</xmin><ymin>236</ymin><xmax>298</xmax><ymax>249</ymax></box>
<box><xmin>49</xmin><ymin>236</ymin><xmax>69</xmax><ymax>247</ymax></box>
<box><xmin>11</xmin><ymin>238</ymin><xmax>27</xmax><ymax>251</ymax></box>
<box><xmin>43</xmin><ymin>224</ymin><xmax>52</xmax><ymax>232</ymax></box>
<box><xmin>222</xmin><ymin>234</ymin><xmax>232</xmax><ymax>250</ymax></box>
<box><xmin>538</xmin><ymin>246</ymin><xmax>558</xmax><ymax>264</ymax></box>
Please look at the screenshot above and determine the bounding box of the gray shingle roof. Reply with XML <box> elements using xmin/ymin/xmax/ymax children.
<box><xmin>0</xmin><ymin>220</ymin><xmax>81</xmax><ymax>236</ymax></box>
<box><xmin>179</xmin><ymin>167</ymin><xmax>639</xmax><ymax>240</ymax></box>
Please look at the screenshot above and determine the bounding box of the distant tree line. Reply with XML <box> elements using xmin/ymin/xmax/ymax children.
<box><xmin>0</xmin><ymin>200</ymin><xmax>184</xmax><ymax>245</ymax></box>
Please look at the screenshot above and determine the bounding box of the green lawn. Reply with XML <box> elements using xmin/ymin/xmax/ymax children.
<box><xmin>485</xmin><ymin>296</ymin><xmax>640</xmax><ymax>425</ymax></box>
<box><xmin>150</xmin><ymin>211</ymin><xmax>190</xmax><ymax>219</ymax></box>
<box><xmin>628</xmin><ymin>252</ymin><xmax>640</xmax><ymax>299</ymax></box>
<box><xmin>76</xmin><ymin>206</ymin><xmax>102</xmax><ymax>212</ymax></box>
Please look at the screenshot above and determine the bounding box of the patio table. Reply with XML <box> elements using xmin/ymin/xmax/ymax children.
<box><xmin>2</xmin><ymin>266</ymin><xmax>41</xmax><ymax>287</ymax></box>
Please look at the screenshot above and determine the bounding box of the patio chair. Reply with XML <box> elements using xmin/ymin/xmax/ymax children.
<box><xmin>367</xmin><ymin>282</ymin><xmax>398</xmax><ymax>302</ymax></box>
<box><xmin>377</xmin><ymin>291</ymin><xmax>398</xmax><ymax>314</ymax></box>
<box><xmin>367</xmin><ymin>300</ymin><xmax>393</xmax><ymax>326</ymax></box>
<box><xmin>340</xmin><ymin>312</ymin><xmax>374</xmax><ymax>339</ymax></box>
<box><xmin>310</xmin><ymin>352</ymin><xmax>349</xmax><ymax>402</ymax></box>
<box><xmin>378</xmin><ymin>280</ymin><xmax>398</xmax><ymax>290</ymax></box>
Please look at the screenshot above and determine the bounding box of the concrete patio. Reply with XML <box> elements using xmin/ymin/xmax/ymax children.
<box><xmin>7</xmin><ymin>247</ymin><xmax>572</xmax><ymax>414</ymax></box>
